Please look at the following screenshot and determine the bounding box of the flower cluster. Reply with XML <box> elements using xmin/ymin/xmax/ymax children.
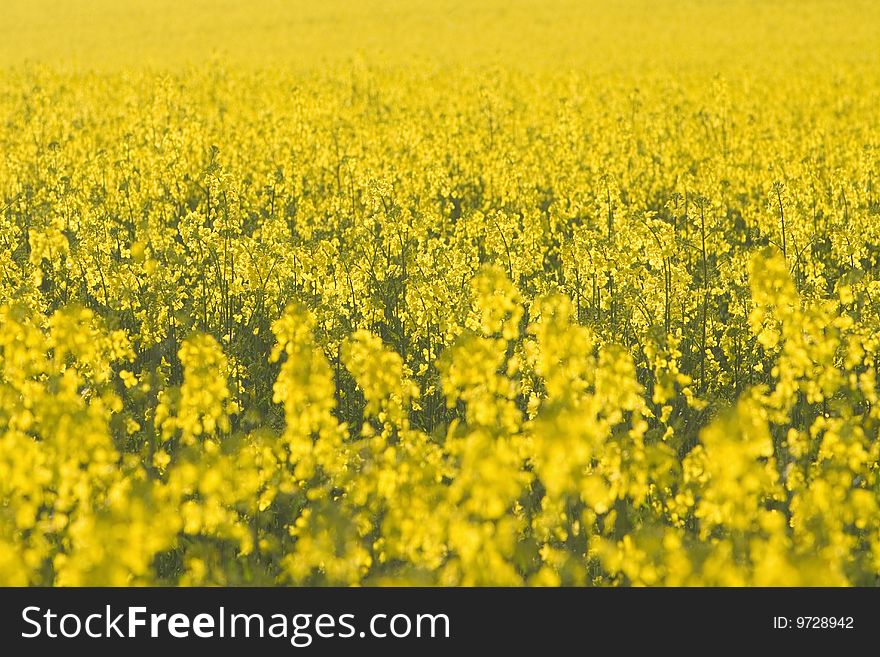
<box><xmin>1</xmin><ymin>0</ymin><xmax>879</xmax><ymax>586</ymax></box>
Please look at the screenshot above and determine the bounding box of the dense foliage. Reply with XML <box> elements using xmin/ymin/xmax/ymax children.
<box><xmin>1</xmin><ymin>0</ymin><xmax>880</xmax><ymax>585</ymax></box>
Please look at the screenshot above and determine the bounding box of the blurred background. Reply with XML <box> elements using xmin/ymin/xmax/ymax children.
<box><xmin>1</xmin><ymin>0</ymin><xmax>878</xmax><ymax>72</ymax></box>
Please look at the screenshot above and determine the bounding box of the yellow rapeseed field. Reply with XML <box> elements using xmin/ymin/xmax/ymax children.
<box><xmin>1</xmin><ymin>0</ymin><xmax>880</xmax><ymax>585</ymax></box>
